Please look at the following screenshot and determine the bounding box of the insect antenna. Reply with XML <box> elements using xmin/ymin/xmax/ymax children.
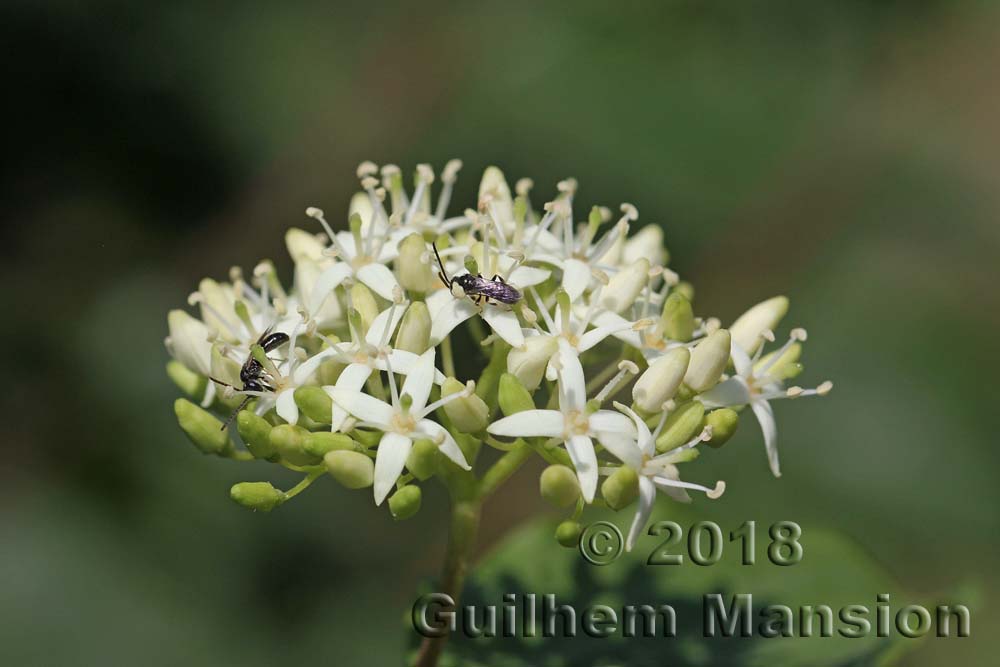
<box><xmin>431</xmin><ymin>242</ymin><xmax>452</xmax><ymax>289</ymax></box>
<box><xmin>209</xmin><ymin>376</ymin><xmax>237</xmax><ymax>389</ymax></box>
<box><xmin>220</xmin><ymin>395</ymin><xmax>253</xmax><ymax>431</ymax></box>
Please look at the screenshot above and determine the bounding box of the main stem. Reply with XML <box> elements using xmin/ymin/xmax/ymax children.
<box><xmin>413</xmin><ymin>497</ymin><xmax>481</xmax><ymax>667</ymax></box>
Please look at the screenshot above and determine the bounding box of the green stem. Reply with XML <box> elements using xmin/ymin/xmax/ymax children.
<box><xmin>479</xmin><ymin>442</ymin><xmax>532</xmax><ymax>497</ymax></box>
<box><xmin>414</xmin><ymin>497</ymin><xmax>481</xmax><ymax>667</ymax></box>
<box><xmin>441</xmin><ymin>335</ymin><xmax>456</xmax><ymax>378</ymax></box>
<box><xmin>282</xmin><ymin>469</ymin><xmax>325</xmax><ymax>501</ymax></box>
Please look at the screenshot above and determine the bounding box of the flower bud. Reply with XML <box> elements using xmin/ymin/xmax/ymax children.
<box><xmin>440</xmin><ymin>378</ymin><xmax>489</xmax><ymax>433</ymax></box>
<box><xmin>270</xmin><ymin>424</ymin><xmax>322</xmax><ymax>466</ymax></box>
<box><xmin>237</xmin><ymin>410</ymin><xmax>277</xmax><ymax>460</ymax></box>
<box><xmin>675</xmin><ymin>281</ymin><xmax>694</xmax><ymax>302</ymax></box>
<box><xmin>350</xmin><ymin>283</ymin><xmax>379</xmax><ymax>334</ymax></box>
<box><xmin>395</xmin><ymin>233</ymin><xmax>436</xmax><ymax>292</ymax></box>
<box><xmin>632</xmin><ymin>348</ymin><xmax>689</xmax><ymax>413</ymax></box>
<box><xmin>406</xmin><ymin>438</ymin><xmax>440</xmax><ymax>480</ymax></box>
<box><xmin>174</xmin><ymin>399</ymin><xmax>232</xmax><ymax>456</ymax></box>
<box><xmin>324</xmin><ymin>450</ymin><xmax>375</xmax><ymax>489</ymax></box>
<box><xmin>166</xmin><ymin>360</ymin><xmax>206</xmax><ymax>399</ymax></box>
<box><xmin>294</xmin><ymin>386</ymin><xmax>333</xmax><ymax>424</ymax></box>
<box><xmin>540</xmin><ymin>465</ymin><xmax>581</xmax><ymax>508</ymax></box>
<box><xmin>230</xmin><ymin>482</ymin><xmax>284</xmax><ymax>512</ymax></box>
<box><xmin>655</xmin><ymin>401</ymin><xmax>705</xmax><ymax>453</ymax></box>
<box><xmin>601</xmin><ymin>258</ymin><xmax>650</xmax><ymax>314</ymax></box>
<box><xmin>285</xmin><ymin>227</ymin><xmax>325</xmax><ymax>263</ymax></box>
<box><xmin>555</xmin><ymin>520</ymin><xmax>583</xmax><ymax>548</ymax></box>
<box><xmin>660</xmin><ymin>293</ymin><xmax>694</xmax><ymax>342</ymax></box>
<box><xmin>730</xmin><ymin>296</ymin><xmax>788</xmax><ymax>355</ymax></box>
<box><xmin>601</xmin><ymin>466</ymin><xmax>639</xmax><ymax>510</ymax></box>
<box><xmin>166</xmin><ymin>310</ymin><xmax>211</xmax><ymax>375</ymax></box>
<box><xmin>623</xmin><ymin>224</ymin><xmax>667</xmax><ymax>267</ymax></box>
<box><xmin>684</xmin><ymin>329</ymin><xmax>731</xmax><ymax>392</ymax></box>
<box><xmin>395</xmin><ymin>301</ymin><xmax>431</xmax><ymax>354</ymax></box>
<box><xmin>498</xmin><ymin>372</ymin><xmax>535</xmax><ymax>416</ymax></box>
<box><xmin>303</xmin><ymin>432</ymin><xmax>356</xmax><ymax>457</ymax></box>
<box><xmin>388</xmin><ymin>485</ymin><xmax>422</xmax><ymax>520</ymax></box>
<box><xmin>506</xmin><ymin>336</ymin><xmax>558</xmax><ymax>391</ymax></box>
<box><xmin>350</xmin><ymin>190</ymin><xmax>374</xmax><ymax>224</ymax></box>
<box><xmin>704</xmin><ymin>409</ymin><xmax>739</xmax><ymax>449</ymax></box>
<box><xmin>479</xmin><ymin>166</ymin><xmax>514</xmax><ymax>223</ymax></box>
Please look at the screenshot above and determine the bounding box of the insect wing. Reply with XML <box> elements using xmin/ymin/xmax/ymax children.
<box><xmin>477</xmin><ymin>279</ymin><xmax>522</xmax><ymax>304</ymax></box>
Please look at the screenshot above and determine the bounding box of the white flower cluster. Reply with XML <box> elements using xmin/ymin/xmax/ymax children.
<box><xmin>165</xmin><ymin>161</ymin><xmax>830</xmax><ymax>547</ymax></box>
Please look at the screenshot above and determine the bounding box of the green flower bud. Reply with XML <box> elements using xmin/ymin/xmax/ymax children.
<box><xmin>350</xmin><ymin>283</ymin><xmax>379</xmax><ymax>335</ymax></box>
<box><xmin>660</xmin><ymin>293</ymin><xmax>695</xmax><ymax>341</ymax></box>
<box><xmin>230</xmin><ymin>482</ymin><xmax>284</xmax><ymax>512</ymax></box>
<box><xmin>655</xmin><ymin>401</ymin><xmax>705</xmax><ymax>453</ymax></box>
<box><xmin>601</xmin><ymin>466</ymin><xmax>639</xmax><ymax>510</ymax></box>
<box><xmin>540</xmin><ymin>465</ymin><xmax>581</xmax><ymax>508</ymax></box>
<box><xmin>396</xmin><ymin>233</ymin><xmax>436</xmax><ymax>292</ymax></box>
<box><xmin>293</xmin><ymin>386</ymin><xmax>333</xmax><ymax>424</ymax></box>
<box><xmin>555</xmin><ymin>520</ymin><xmax>583</xmax><ymax>548</ymax></box>
<box><xmin>166</xmin><ymin>360</ymin><xmax>206</xmax><ymax>399</ymax></box>
<box><xmin>684</xmin><ymin>329</ymin><xmax>731</xmax><ymax>392</ymax></box>
<box><xmin>174</xmin><ymin>399</ymin><xmax>232</xmax><ymax>456</ymax></box>
<box><xmin>395</xmin><ymin>301</ymin><xmax>431</xmax><ymax>354</ymax></box>
<box><xmin>506</xmin><ymin>336</ymin><xmax>558</xmax><ymax>391</ymax></box>
<box><xmin>388</xmin><ymin>485</ymin><xmax>422</xmax><ymax>520</ymax></box>
<box><xmin>755</xmin><ymin>342</ymin><xmax>802</xmax><ymax>381</ymax></box>
<box><xmin>303</xmin><ymin>432</ymin><xmax>356</xmax><ymax>457</ymax></box>
<box><xmin>632</xmin><ymin>348</ymin><xmax>689</xmax><ymax>413</ymax></box>
<box><xmin>704</xmin><ymin>409</ymin><xmax>739</xmax><ymax>449</ymax></box>
<box><xmin>317</xmin><ymin>356</ymin><xmax>346</xmax><ymax>385</ymax></box>
<box><xmin>498</xmin><ymin>373</ymin><xmax>535</xmax><ymax>416</ymax></box>
<box><xmin>440</xmin><ymin>378</ymin><xmax>488</xmax><ymax>433</ymax></box>
<box><xmin>601</xmin><ymin>258</ymin><xmax>650</xmax><ymax>314</ymax></box>
<box><xmin>675</xmin><ymin>281</ymin><xmax>694</xmax><ymax>302</ymax></box>
<box><xmin>352</xmin><ymin>428</ymin><xmax>382</xmax><ymax>449</ymax></box>
<box><xmin>730</xmin><ymin>296</ymin><xmax>788</xmax><ymax>355</ymax></box>
<box><xmin>324</xmin><ymin>450</ymin><xmax>375</xmax><ymax>489</ymax></box>
<box><xmin>406</xmin><ymin>439</ymin><xmax>440</xmax><ymax>481</ymax></box>
<box><xmin>270</xmin><ymin>424</ymin><xmax>321</xmax><ymax>466</ymax></box>
<box><xmin>237</xmin><ymin>410</ymin><xmax>277</xmax><ymax>459</ymax></box>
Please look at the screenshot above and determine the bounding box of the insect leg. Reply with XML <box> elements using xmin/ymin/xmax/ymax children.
<box><xmin>220</xmin><ymin>395</ymin><xmax>253</xmax><ymax>431</ymax></box>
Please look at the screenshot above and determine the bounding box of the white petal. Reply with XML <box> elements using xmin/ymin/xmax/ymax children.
<box><xmin>612</xmin><ymin>403</ymin><xmax>655</xmax><ymax>458</ymax></box>
<box><xmin>566</xmin><ymin>434</ymin><xmax>598</xmax><ymax>503</ymax></box>
<box><xmin>597</xmin><ymin>434</ymin><xmax>643</xmax><ymax>470</ymax></box>
<box><xmin>308</xmin><ymin>263</ymin><xmax>352</xmax><ymax>314</ymax></box>
<box><xmin>400</xmin><ymin>348</ymin><xmax>436</xmax><ymax>414</ymax></box>
<box><xmin>627</xmin><ymin>476</ymin><xmax>657</xmax><ymax>551</ymax></box>
<box><xmin>327</xmin><ymin>363</ymin><xmax>373</xmax><ymax>431</ymax></box>
<box><xmin>698</xmin><ymin>377</ymin><xmax>752</xmax><ymax>409</ymax></box>
<box><xmin>751</xmin><ymin>398</ymin><xmax>781</xmax><ymax>477</ymax></box>
<box><xmin>561</xmin><ymin>258</ymin><xmax>592</xmax><ymax>303</ymax></box>
<box><xmin>507</xmin><ymin>265</ymin><xmax>550</xmax><ymax>288</ymax></box>
<box><xmin>275</xmin><ymin>388</ymin><xmax>299</xmax><ymax>424</ymax></box>
<box><xmin>577</xmin><ymin>320</ymin><xmax>628</xmax><ymax>353</ymax></box>
<box><xmin>555</xmin><ymin>339</ymin><xmax>586</xmax><ymax>411</ymax></box>
<box><xmin>291</xmin><ymin>347</ymin><xmax>339</xmax><ymax>384</ymax></box>
<box><xmin>327</xmin><ymin>386</ymin><xmax>394</xmax><ymax>428</ymax></box>
<box><xmin>731</xmin><ymin>341</ymin><xmax>754</xmax><ymax>379</ymax></box>
<box><xmin>373</xmin><ymin>349</ymin><xmax>445</xmax><ymax>384</ymax></box>
<box><xmin>482</xmin><ymin>306</ymin><xmax>524</xmax><ymax>348</ymax></box>
<box><xmin>373</xmin><ymin>432</ymin><xmax>412</xmax><ymax>505</ymax></box>
<box><xmin>365</xmin><ymin>303</ymin><xmax>408</xmax><ymax>347</ymax></box>
<box><xmin>356</xmin><ymin>262</ymin><xmax>401</xmax><ymax>301</ymax></box>
<box><xmin>593</xmin><ymin>311</ymin><xmax>644</xmax><ymax>351</ymax></box>
<box><xmin>429</xmin><ymin>297</ymin><xmax>476</xmax><ymax>345</ymax></box>
<box><xmin>588</xmin><ymin>410</ymin><xmax>637</xmax><ymax>439</ymax></box>
<box><xmin>416</xmin><ymin>419</ymin><xmax>470</xmax><ymax>470</ymax></box>
<box><xmin>487</xmin><ymin>410</ymin><xmax>565</xmax><ymax>438</ymax></box>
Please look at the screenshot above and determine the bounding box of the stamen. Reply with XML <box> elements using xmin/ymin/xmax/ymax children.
<box><xmin>593</xmin><ymin>361</ymin><xmax>639</xmax><ymax>404</ymax></box>
<box><xmin>357</xmin><ymin>161</ymin><xmax>378</xmax><ymax>178</ymax></box>
<box><xmin>306</xmin><ymin>208</ymin><xmax>353</xmax><ymax>260</ymax></box>
<box><xmin>650</xmin><ymin>401</ymin><xmax>675</xmax><ymax>441</ymax></box>
<box><xmin>515</xmin><ymin>178</ymin><xmax>533</xmax><ymax>197</ymax></box>
<box><xmin>383</xmin><ymin>346</ymin><xmax>400</xmax><ymax>408</ymax></box>
<box><xmin>419</xmin><ymin>381</ymin><xmax>475</xmax><ymax>418</ymax></box>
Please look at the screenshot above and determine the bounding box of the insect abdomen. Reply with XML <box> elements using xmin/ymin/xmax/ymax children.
<box><xmin>478</xmin><ymin>280</ymin><xmax>522</xmax><ymax>304</ymax></box>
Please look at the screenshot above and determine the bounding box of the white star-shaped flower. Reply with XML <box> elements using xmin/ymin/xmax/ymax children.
<box><xmin>326</xmin><ymin>348</ymin><xmax>471</xmax><ymax>505</ymax></box>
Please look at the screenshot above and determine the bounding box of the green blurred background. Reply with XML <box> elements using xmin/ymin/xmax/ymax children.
<box><xmin>2</xmin><ymin>1</ymin><xmax>997</xmax><ymax>664</ymax></box>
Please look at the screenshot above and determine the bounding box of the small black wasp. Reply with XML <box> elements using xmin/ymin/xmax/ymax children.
<box><xmin>210</xmin><ymin>328</ymin><xmax>289</xmax><ymax>430</ymax></box>
<box><xmin>431</xmin><ymin>243</ymin><xmax>522</xmax><ymax>305</ymax></box>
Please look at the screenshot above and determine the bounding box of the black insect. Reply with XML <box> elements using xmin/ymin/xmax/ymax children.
<box><xmin>210</xmin><ymin>328</ymin><xmax>289</xmax><ymax>430</ymax></box>
<box><xmin>432</xmin><ymin>243</ymin><xmax>522</xmax><ymax>305</ymax></box>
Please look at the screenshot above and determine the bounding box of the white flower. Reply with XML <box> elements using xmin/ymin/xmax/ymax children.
<box><xmin>487</xmin><ymin>340</ymin><xmax>637</xmax><ymax>502</ymax></box>
<box><xmin>698</xmin><ymin>329</ymin><xmax>832</xmax><ymax>477</ymax></box>
<box><xmin>305</xmin><ymin>207</ymin><xmax>401</xmax><ymax>301</ymax></box>
<box><xmin>326</xmin><ymin>348</ymin><xmax>471</xmax><ymax>505</ymax></box>
<box><xmin>425</xmin><ymin>279</ymin><xmax>526</xmax><ymax>348</ymax></box>
<box><xmin>609</xmin><ymin>403</ymin><xmax>725</xmax><ymax>552</ymax></box>
<box><xmin>323</xmin><ymin>298</ymin><xmax>443</xmax><ymax>431</ymax></box>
